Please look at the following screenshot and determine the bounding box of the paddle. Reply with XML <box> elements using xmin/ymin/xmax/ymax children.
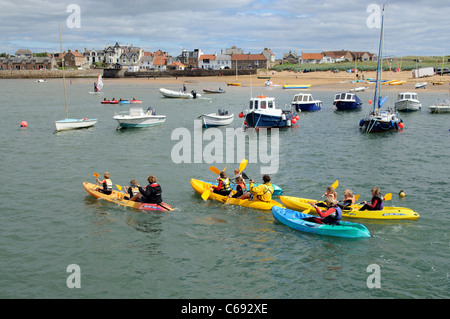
<box><xmin>93</xmin><ymin>173</ymin><xmax>100</xmax><ymax>185</ymax></box>
<box><xmin>223</xmin><ymin>159</ymin><xmax>248</xmax><ymax>205</ymax></box>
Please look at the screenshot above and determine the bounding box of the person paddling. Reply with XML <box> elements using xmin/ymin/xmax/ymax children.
<box><xmin>307</xmin><ymin>196</ymin><xmax>342</xmax><ymax>225</ymax></box>
<box><xmin>96</xmin><ymin>172</ymin><xmax>113</xmax><ymax>195</ymax></box>
<box><xmin>138</xmin><ymin>175</ymin><xmax>163</xmax><ymax>204</ymax></box>
<box><xmin>239</xmin><ymin>175</ymin><xmax>274</xmax><ymax>202</ymax></box>
<box><xmin>231</xmin><ymin>176</ymin><xmax>247</xmax><ymax>198</ymax></box>
<box><xmin>359</xmin><ymin>187</ymin><xmax>384</xmax><ymax>211</ymax></box>
<box><xmin>211</xmin><ymin>172</ymin><xmax>232</xmax><ymax>196</ymax></box>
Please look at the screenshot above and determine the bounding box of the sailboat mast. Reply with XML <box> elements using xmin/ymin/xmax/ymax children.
<box><xmin>59</xmin><ymin>17</ymin><xmax>68</xmax><ymax>118</ymax></box>
<box><xmin>373</xmin><ymin>4</ymin><xmax>386</xmax><ymax>111</ymax></box>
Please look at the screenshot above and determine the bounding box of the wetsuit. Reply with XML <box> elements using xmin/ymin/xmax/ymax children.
<box><xmin>359</xmin><ymin>195</ymin><xmax>383</xmax><ymax>211</ymax></box>
<box><xmin>306</xmin><ymin>205</ymin><xmax>342</xmax><ymax>225</ymax></box>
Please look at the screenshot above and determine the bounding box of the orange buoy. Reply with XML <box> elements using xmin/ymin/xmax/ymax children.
<box><xmin>20</xmin><ymin>121</ymin><xmax>28</xmax><ymax>127</ymax></box>
<box><xmin>399</xmin><ymin>122</ymin><xmax>404</xmax><ymax>129</ymax></box>
<box><xmin>238</xmin><ymin>112</ymin><xmax>244</xmax><ymax>118</ymax></box>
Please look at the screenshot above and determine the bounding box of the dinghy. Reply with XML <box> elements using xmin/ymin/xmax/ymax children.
<box><xmin>198</xmin><ymin>110</ymin><xmax>234</xmax><ymax>127</ymax></box>
<box><xmin>159</xmin><ymin>88</ymin><xmax>200</xmax><ymax>99</ymax></box>
<box><xmin>113</xmin><ymin>107</ymin><xmax>166</xmax><ymax>129</ymax></box>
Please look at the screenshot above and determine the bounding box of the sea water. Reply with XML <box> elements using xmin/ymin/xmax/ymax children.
<box><xmin>0</xmin><ymin>78</ymin><xmax>448</xmax><ymax>299</ymax></box>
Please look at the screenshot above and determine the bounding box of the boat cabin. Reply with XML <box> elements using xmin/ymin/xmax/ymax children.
<box><xmin>248</xmin><ymin>96</ymin><xmax>276</xmax><ymax>110</ymax></box>
<box><xmin>334</xmin><ymin>92</ymin><xmax>359</xmax><ymax>102</ymax></box>
<box><xmin>398</xmin><ymin>92</ymin><xmax>418</xmax><ymax>101</ymax></box>
<box><xmin>292</xmin><ymin>93</ymin><xmax>314</xmax><ymax>103</ymax></box>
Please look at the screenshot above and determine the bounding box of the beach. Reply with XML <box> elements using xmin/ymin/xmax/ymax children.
<box><xmin>101</xmin><ymin>70</ymin><xmax>450</xmax><ymax>93</ymax></box>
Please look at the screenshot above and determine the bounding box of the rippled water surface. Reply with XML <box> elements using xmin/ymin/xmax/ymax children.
<box><xmin>0</xmin><ymin>78</ymin><xmax>448</xmax><ymax>299</ymax></box>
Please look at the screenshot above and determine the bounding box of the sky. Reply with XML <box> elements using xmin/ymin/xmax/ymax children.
<box><xmin>1</xmin><ymin>0</ymin><xmax>449</xmax><ymax>59</ymax></box>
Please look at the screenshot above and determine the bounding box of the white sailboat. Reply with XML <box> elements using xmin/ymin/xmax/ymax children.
<box><xmin>55</xmin><ymin>17</ymin><xmax>97</xmax><ymax>132</ymax></box>
<box><xmin>89</xmin><ymin>74</ymin><xmax>104</xmax><ymax>94</ymax></box>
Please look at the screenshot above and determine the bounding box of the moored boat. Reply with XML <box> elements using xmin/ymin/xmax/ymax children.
<box><xmin>243</xmin><ymin>95</ymin><xmax>297</xmax><ymax>128</ymax></box>
<box><xmin>203</xmin><ymin>88</ymin><xmax>225</xmax><ymax>94</ymax></box>
<box><xmin>55</xmin><ymin>118</ymin><xmax>97</xmax><ymax>131</ymax></box>
<box><xmin>113</xmin><ymin>107</ymin><xmax>166</xmax><ymax>129</ymax></box>
<box><xmin>198</xmin><ymin>110</ymin><xmax>234</xmax><ymax>127</ymax></box>
<box><xmin>272</xmin><ymin>207</ymin><xmax>371</xmax><ymax>238</ymax></box>
<box><xmin>159</xmin><ymin>88</ymin><xmax>200</xmax><ymax>99</ymax></box>
<box><xmin>290</xmin><ymin>92</ymin><xmax>322</xmax><ymax>112</ymax></box>
<box><xmin>428</xmin><ymin>97</ymin><xmax>450</xmax><ymax>113</ymax></box>
<box><xmin>190</xmin><ymin>178</ymin><xmax>283</xmax><ymax>210</ymax></box>
<box><xmin>83</xmin><ymin>181</ymin><xmax>173</xmax><ymax>211</ymax></box>
<box><xmin>333</xmin><ymin>92</ymin><xmax>362</xmax><ymax>110</ymax></box>
<box><xmin>279</xmin><ymin>195</ymin><xmax>420</xmax><ymax>220</ymax></box>
<box><xmin>394</xmin><ymin>92</ymin><xmax>422</xmax><ymax>112</ymax></box>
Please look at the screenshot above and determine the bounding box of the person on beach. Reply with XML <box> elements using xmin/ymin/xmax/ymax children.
<box><xmin>239</xmin><ymin>175</ymin><xmax>274</xmax><ymax>202</ymax></box>
<box><xmin>96</xmin><ymin>172</ymin><xmax>113</xmax><ymax>195</ymax></box>
<box><xmin>124</xmin><ymin>179</ymin><xmax>140</xmax><ymax>201</ymax></box>
<box><xmin>306</xmin><ymin>196</ymin><xmax>342</xmax><ymax>225</ymax></box>
<box><xmin>359</xmin><ymin>187</ymin><xmax>384</xmax><ymax>211</ymax></box>
<box><xmin>138</xmin><ymin>175</ymin><xmax>163</xmax><ymax>204</ymax></box>
<box><xmin>211</xmin><ymin>172</ymin><xmax>232</xmax><ymax>196</ymax></box>
<box><xmin>231</xmin><ymin>176</ymin><xmax>247</xmax><ymax>198</ymax></box>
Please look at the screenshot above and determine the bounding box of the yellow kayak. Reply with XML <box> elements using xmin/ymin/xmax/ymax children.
<box><xmin>279</xmin><ymin>195</ymin><xmax>420</xmax><ymax>220</ymax></box>
<box><xmin>190</xmin><ymin>178</ymin><xmax>284</xmax><ymax>210</ymax></box>
<box><xmin>83</xmin><ymin>181</ymin><xmax>173</xmax><ymax>211</ymax></box>
<box><xmin>227</xmin><ymin>83</ymin><xmax>241</xmax><ymax>86</ymax></box>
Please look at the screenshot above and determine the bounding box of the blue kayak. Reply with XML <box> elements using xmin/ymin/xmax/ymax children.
<box><xmin>272</xmin><ymin>207</ymin><xmax>370</xmax><ymax>238</ymax></box>
<box><xmin>207</xmin><ymin>180</ymin><xmax>283</xmax><ymax>195</ymax></box>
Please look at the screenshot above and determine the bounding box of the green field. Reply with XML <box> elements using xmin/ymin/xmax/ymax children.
<box><xmin>271</xmin><ymin>56</ymin><xmax>449</xmax><ymax>72</ymax></box>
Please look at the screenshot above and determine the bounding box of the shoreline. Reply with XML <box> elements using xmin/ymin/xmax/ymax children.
<box><xmin>2</xmin><ymin>69</ymin><xmax>449</xmax><ymax>92</ymax></box>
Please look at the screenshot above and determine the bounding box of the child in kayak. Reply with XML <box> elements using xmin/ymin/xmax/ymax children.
<box><xmin>307</xmin><ymin>196</ymin><xmax>342</xmax><ymax>225</ymax></box>
<box><xmin>96</xmin><ymin>172</ymin><xmax>113</xmax><ymax>195</ymax></box>
<box><xmin>231</xmin><ymin>176</ymin><xmax>247</xmax><ymax>198</ymax></box>
<box><xmin>211</xmin><ymin>172</ymin><xmax>232</xmax><ymax>196</ymax></box>
<box><xmin>139</xmin><ymin>175</ymin><xmax>163</xmax><ymax>204</ymax></box>
<box><xmin>341</xmin><ymin>189</ymin><xmax>355</xmax><ymax>207</ymax></box>
<box><xmin>359</xmin><ymin>187</ymin><xmax>384</xmax><ymax>211</ymax></box>
<box><xmin>124</xmin><ymin>179</ymin><xmax>140</xmax><ymax>201</ymax></box>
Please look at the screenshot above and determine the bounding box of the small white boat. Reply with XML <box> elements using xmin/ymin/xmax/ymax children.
<box><xmin>36</xmin><ymin>78</ymin><xmax>47</xmax><ymax>83</ymax></box>
<box><xmin>199</xmin><ymin>110</ymin><xmax>234</xmax><ymax>127</ymax></box>
<box><xmin>394</xmin><ymin>92</ymin><xmax>422</xmax><ymax>112</ymax></box>
<box><xmin>429</xmin><ymin>98</ymin><xmax>450</xmax><ymax>113</ymax></box>
<box><xmin>350</xmin><ymin>86</ymin><xmax>369</xmax><ymax>92</ymax></box>
<box><xmin>291</xmin><ymin>92</ymin><xmax>322</xmax><ymax>112</ymax></box>
<box><xmin>55</xmin><ymin>118</ymin><xmax>97</xmax><ymax>131</ymax></box>
<box><xmin>159</xmin><ymin>88</ymin><xmax>200</xmax><ymax>99</ymax></box>
<box><xmin>415</xmin><ymin>82</ymin><xmax>427</xmax><ymax>89</ymax></box>
<box><xmin>203</xmin><ymin>88</ymin><xmax>225</xmax><ymax>94</ymax></box>
<box><xmin>113</xmin><ymin>107</ymin><xmax>166</xmax><ymax>129</ymax></box>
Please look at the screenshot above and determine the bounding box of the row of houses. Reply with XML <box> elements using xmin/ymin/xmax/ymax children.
<box><xmin>1</xmin><ymin>46</ymin><xmax>376</xmax><ymax>71</ymax></box>
<box><xmin>283</xmin><ymin>50</ymin><xmax>377</xmax><ymax>64</ymax></box>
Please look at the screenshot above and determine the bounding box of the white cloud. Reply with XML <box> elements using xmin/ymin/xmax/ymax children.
<box><xmin>0</xmin><ymin>0</ymin><xmax>448</xmax><ymax>57</ymax></box>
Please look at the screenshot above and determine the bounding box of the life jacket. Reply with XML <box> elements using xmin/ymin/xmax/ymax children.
<box><xmin>372</xmin><ymin>195</ymin><xmax>384</xmax><ymax>210</ymax></box>
<box><xmin>103</xmin><ymin>179</ymin><xmax>112</xmax><ymax>192</ymax></box>
<box><xmin>323</xmin><ymin>206</ymin><xmax>342</xmax><ymax>225</ymax></box>
<box><xmin>130</xmin><ymin>186</ymin><xmax>139</xmax><ymax>196</ymax></box>
<box><xmin>142</xmin><ymin>183</ymin><xmax>162</xmax><ymax>204</ymax></box>
<box><xmin>219</xmin><ymin>178</ymin><xmax>231</xmax><ymax>192</ymax></box>
<box><xmin>253</xmin><ymin>183</ymin><xmax>274</xmax><ymax>202</ymax></box>
<box><xmin>237</xmin><ymin>182</ymin><xmax>246</xmax><ymax>192</ymax></box>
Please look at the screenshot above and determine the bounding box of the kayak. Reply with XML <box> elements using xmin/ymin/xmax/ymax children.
<box><xmin>83</xmin><ymin>181</ymin><xmax>173</xmax><ymax>211</ymax></box>
<box><xmin>205</xmin><ymin>180</ymin><xmax>283</xmax><ymax>195</ymax></box>
<box><xmin>279</xmin><ymin>195</ymin><xmax>420</xmax><ymax>220</ymax></box>
<box><xmin>190</xmin><ymin>178</ymin><xmax>284</xmax><ymax>210</ymax></box>
<box><xmin>272</xmin><ymin>207</ymin><xmax>371</xmax><ymax>238</ymax></box>
<box><xmin>101</xmin><ymin>100</ymin><xmax>111</xmax><ymax>104</ymax></box>
<box><xmin>130</xmin><ymin>100</ymin><xmax>142</xmax><ymax>104</ymax></box>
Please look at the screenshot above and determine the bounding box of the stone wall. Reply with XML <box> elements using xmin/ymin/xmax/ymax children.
<box><xmin>0</xmin><ymin>69</ymin><xmax>102</xmax><ymax>79</ymax></box>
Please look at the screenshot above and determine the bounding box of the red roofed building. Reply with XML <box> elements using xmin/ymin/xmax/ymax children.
<box><xmin>232</xmin><ymin>53</ymin><xmax>267</xmax><ymax>69</ymax></box>
<box><xmin>198</xmin><ymin>54</ymin><xmax>216</xmax><ymax>69</ymax></box>
<box><xmin>300</xmin><ymin>52</ymin><xmax>323</xmax><ymax>64</ymax></box>
<box><xmin>64</xmin><ymin>50</ymin><xmax>85</xmax><ymax>68</ymax></box>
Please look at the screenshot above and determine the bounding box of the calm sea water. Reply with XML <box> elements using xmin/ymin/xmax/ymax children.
<box><xmin>0</xmin><ymin>77</ymin><xmax>448</xmax><ymax>299</ymax></box>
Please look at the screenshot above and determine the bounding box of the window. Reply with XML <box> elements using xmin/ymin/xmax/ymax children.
<box><xmin>268</xmin><ymin>101</ymin><xmax>273</xmax><ymax>108</ymax></box>
<box><xmin>261</xmin><ymin>101</ymin><xmax>266</xmax><ymax>109</ymax></box>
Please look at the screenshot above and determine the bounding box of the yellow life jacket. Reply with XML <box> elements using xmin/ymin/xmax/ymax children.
<box><xmin>104</xmin><ymin>179</ymin><xmax>113</xmax><ymax>191</ymax></box>
<box><xmin>219</xmin><ymin>178</ymin><xmax>231</xmax><ymax>192</ymax></box>
<box><xmin>250</xmin><ymin>182</ymin><xmax>274</xmax><ymax>202</ymax></box>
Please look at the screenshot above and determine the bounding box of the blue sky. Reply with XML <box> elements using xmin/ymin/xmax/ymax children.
<box><xmin>1</xmin><ymin>0</ymin><xmax>449</xmax><ymax>58</ymax></box>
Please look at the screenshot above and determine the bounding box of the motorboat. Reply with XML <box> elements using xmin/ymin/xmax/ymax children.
<box><xmin>394</xmin><ymin>92</ymin><xmax>422</xmax><ymax>112</ymax></box>
<box><xmin>198</xmin><ymin>109</ymin><xmax>234</xmax><ymax>127</ymax></box>
<box><xmin>290</xmin><ymin>92</ymin><xmax>322</xmax><ymax>112</ymax></box>
<box><xmin>113</xmin><ymin>107</ymin><xmax>166</xmax><ymax>129</ymax></box>
<box><xmin>429</xmin><ymin>98</ymin><xmax>450</xmax><ymax>113</ymax></box>
<box><xmin>243</xmin><ymin>95</ymin><xmax>297</xmax><ymax>128</ymax></box>
<box><xmin>159</xmin><ymin>88</ymin><xmax>200</xmax><ymax>99</ymax></box>
<box><xmin>334</xmin><ymin>92</ymin><xmax>362</xmax><ymax>110</ymax></box>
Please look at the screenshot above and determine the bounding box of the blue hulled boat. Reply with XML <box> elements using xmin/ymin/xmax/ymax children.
<box><xmin>359</xmin><ymin>4</ymin><xmax>403</xmax><ymax>133</ymax></box>
<box><xmin>291</xmin><ymin>93</ymin><xmax>322</xmax><ymax>112</ymax></box>
<box><xmin>244</xmin><ymin>95</ymin><xmax>297</xmax><ymax>128</ymax></box>
<box><xmin>333</xmin><ymin>92</ymin><xmax>362</xmax><ymax>110</ymax></box>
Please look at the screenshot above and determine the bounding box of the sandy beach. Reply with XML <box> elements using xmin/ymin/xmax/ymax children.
<box><xmin>101</xmin><ymin>70</ymin><xmax>450</xmax><ymax>93</ymax></box>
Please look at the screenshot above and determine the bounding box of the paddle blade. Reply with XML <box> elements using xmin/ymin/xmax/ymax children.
<box><xmin>201</xmin><ymin>189</ymin><xmax>211</xmax><ymax>201</ymax></box>
<box><xmin>331</xmin><ymin>180</ymin><xmax>339</xmax><ymax>189</ymax></box>
<box><xmin>116</xmin><ymin>184</ymin><xmax>122</xmax><ymax>191</ymax></box>
<box><xmin>354</xmin><ymin>195</ymin><xmax>360</xmax><ymax>201</ymax></box>
<box><xmin>384</xmin><ymin>193</ymin><xmax>392</xmax><ymax>201</ymax></box>
<box><xmin>209</xmin><ymin>166</ymin><xmax>221</xmax><ymax>175</ymax></box>
<box><xmin>222</xmin><ymin>165</ymin><xmax>228</xmax><ymax>172</ymax></box>
<box><xmin>93</xmin><ymin>173</ymin><xmax>100</xmax><ymax>178</ymax></box>
<box><xmin>238</xmin><ymin>159</ymin><xmax>248</xmax><ymax>173</ymax></box>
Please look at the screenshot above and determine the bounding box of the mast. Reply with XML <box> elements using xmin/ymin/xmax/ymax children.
<box><xmin>373</xmin><ymin>4</ymin><xmax>386</xmax><ymax>111</ymax></box>
<box><xmin>59</xmin><ymin>17</ymin><xmax>68</xmax><ymax>118</ymax></box>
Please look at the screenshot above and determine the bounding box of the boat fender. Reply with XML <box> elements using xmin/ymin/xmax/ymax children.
<box><xmin>281</xmin><ymin>114</ymin><xmax>286</xmax><ymax>121</ymax></box>
<box><xmin>287</xmin><ymin>119</ymin><xmax>291</xmax><ymax>127</ymax></box>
